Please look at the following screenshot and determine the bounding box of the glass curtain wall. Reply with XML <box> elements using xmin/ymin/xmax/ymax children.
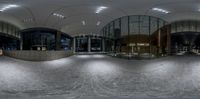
<box><xmin>22</xmin><ymin>32</ymin><xmax>56</xmax><ymax>50</ymax></box>
<box><xmin>0</xmin><ymin>21</ymin><xmax>20</xmax><ymax>50</ymax></box>
<box><xmin>101</xmin><ymin>15</ymin><xmax>169</xmax><ymax>57</ymax></box>
<box><xmin>75</xmin><ymin>36</ymin><xmax>89</xmax><ymax>52</ymax></box>
<box><xmin>91</xmin><ymin>37</ymin><xmax>102</xmax><ymax>52</ymax></box>
<box><xmin>171</xmin><ymin>20</ymin><xmax>200</xmax><ymax>54</ymax></box>
<box><xmin>75</xmin><ymin>35</ymin><xmax>104</xmax><ymax>52</ymax></box>
<box><xmin>21</xmin><ymin>28</ymin><xmax>72</xmax><ymax>51</ymax></box>
<box><xmin>61</xmin><ymin>34</ymin><xmax>72</xmax><ymax>50</ymax></box>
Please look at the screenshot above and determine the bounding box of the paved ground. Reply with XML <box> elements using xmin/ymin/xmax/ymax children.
<box><xmin>0</xmin><ymin>55</ymin><xmax>200</xmax><ymax>99</ymax></box>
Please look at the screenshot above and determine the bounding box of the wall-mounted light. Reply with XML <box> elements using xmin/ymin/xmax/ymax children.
<box><xmin>82</xmin><ymin>20</ymin><xmax>86</xmax><ymax>26</ymax></box>
<box><xmin>53</xmin><ymin>13</ymin><xmax>65</xmax><ymax>19</ymax></box>
<box><xmin>0</xmin><ymin>4</ymin><xmax>19</xmax><ymax>12</ymax></box>
<box><xmin>96</xmin><ymin>21</ymin><xmax>101</xmax><ymax>26</ymax></box>
<box><xmin>152</xmin><ymin>8</ymin><xmax>170</xmax><ymax>14</ymax></box>
<box><xmin>96</xmin><ymin>6</ymin><xmax>108</xmax><ymax>14</ymax></box>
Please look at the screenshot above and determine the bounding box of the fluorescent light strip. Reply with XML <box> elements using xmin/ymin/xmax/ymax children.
<box><xmin>0</xmin><ymin>4</ymin><xmax>19</xmax><ymax>12</ymax></box>
<box><xmin>53</xmin><ymin>13</ymin><xmax>65</xmax><ymax>19</ymax></box>
<box><xmin>96</xmin><ymin>6</ymin><xmax>108</xmax><ymax>14</ymax></box>
<box><xmin>23</xmin><ymin>18</ymin><xmax>33</xmax><ymax>22</ymax></box>
<box><xmin>152</xmin><ymin>8</ymin><xmax>170</xmax><ymax>14</ymax></box>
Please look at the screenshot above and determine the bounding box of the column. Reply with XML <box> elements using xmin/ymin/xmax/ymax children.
<box><xmin>88</xmin><ymin>36</ymin><xmax>91</xmax><ymax>52</ymax></box>
<box><xmin>158</xmin><ymin>29</ymin><xmax>161</xmax><ymax>55</ymax></box>
<box><xmin>102</xmin><ymin>38</ymin><xmax>105</xmax><ymax>52</ymax></box>
<box><xmin>56</xmin><ymin>31</ymin><xmax>61</xmax><ymax>50</ymax></box>
<box><xmin>73</xmin><ymin>37</ymin><xmax>76</xmax><ymax>53</ymax></box>
<box><xmin>20</xmin><ymin>38</ymin><xmax>23</xmax><ymax>50</ymax></box>
<box><xmin>167</xmin><ymin>25</ymin><xmax>171</xmax><ymax>55</ymax></box>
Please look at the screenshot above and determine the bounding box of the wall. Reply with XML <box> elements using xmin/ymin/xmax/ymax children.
<box><xmin>3</xmin><ymin>50</ymin><xmax>73</xmax><ymax>61</ymax></box>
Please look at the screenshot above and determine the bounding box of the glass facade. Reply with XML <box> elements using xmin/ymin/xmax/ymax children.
<box><xmin>170</xmin><ymin>20</ymin><xmax>200</xmax><ymax>54</ymax></box>
<box><xmin>91</xmin><ymin>37</ymin><xmax>102</xmax><ymax>52</ymax></box>
<box><xmin>0</xmin><ymin>35</ymin><xmax>20</xmax><ymax>50</ymax></box>
<box><xmin>61</xmin><ymin>34</ymin><xmax>72</xmax><ymax>51</ymax></box>
<box><xmin>75</xmin><ymin>36</ymin><xmax>89</xmax><ymax>52</ymax></box>
<box><xmin>0</xmin><ymin>21</ymin><xmax>20</xmax><ymax>50</ymax></box>
<box><xmin>0</xmin><ymin>21</ymin><xmax>20</xmax><ymax>38</ymax></box>
<box><xmin>75</xmin><ymin>35</ymin><xmax>105</xmax><ymax>52</ymax></box>
<box><xmin>21</xmin><ymin>28</ymin><xmax>72</xmax><ymax>51</ymax></box>
<box><xmin>101</xmin><ymin>15</ymin><xmax>169</xmax><ymax>57</ymax></box>
<box><xmin>170</xmin><ymin>20</ymin><xmax>200</xmax><ymax>33</ymax></box>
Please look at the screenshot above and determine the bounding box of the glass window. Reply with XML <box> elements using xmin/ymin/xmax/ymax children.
<box><xmin>150</xmin><ymin>17</ymin><xmax>158</xmax><ymax>34</ymax></box>
<box><xmin>197</xmin><ymin>22</ymin><xmax>200</xmax><ymax>32</ymax></box>
<box><xmin>140</xmin><ymin>16</ymin><xmax>149</xmax><ymax>35</ymax></box>
<box><xmin>171</xmin><ymin>23</ymin><xmax>176</xmax><ymax>33</ymax></box>
<box><xmin>177</xmin><ymin>22</ymin><xmax>183</xmax><ymax>32</ymax></box>
<box><xmin>109</xmin><ymin>22</ymin><xmax>114</xmax><ymax>38</ymax></box>
<box><xmin>121</xmin><ymin>17</ymin><xmax>128</xmax><ymax>36</ymax></box>
<box><xmin>183</xmin><ymin>21</ymin><xmax>189</xmax><ymax>32</ymax></box>
<box><xmin>8</xmin><ymin>25</ymin><xmax>12</xmax><ymax>35</ymax></box>
<box><xmin>0</xmin><ymin>22</ymin><xmax>2</xmax><ymax>33</ymax></box>
<box><xmin>159</xmin><ymin>19</ymin><xmax>164</xmax><ymax>29</ymax></box>
<box><xmin>190</xmin><ymin>21</ymin><xmax>196</xmax><ymax>32</ymax></box>
<box><xmin>75</xmin><ymin>36</ymin><xmax>88</xmax><ymax>52</ymax></box>
<box><xmin>105</xmin><ymin>26</ymin><xmax>108</xmax><ymax>37</ymax></box>
<box><xmin>130</xmin><ymin>16</ymin><xmax>139</xmax><ymax>35</ymax></box>
<box><xmin>114</xmin><ymin>19</ymin><xmax>120</xmax><ymax>29</ymax></box>
<box><xmin>91</xmin><ymin>37</ymin><xmax>102</xmax><ymax>52</ymax></box>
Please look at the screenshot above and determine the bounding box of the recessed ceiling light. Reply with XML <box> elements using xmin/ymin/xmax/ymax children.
<box><xmin>96</xmin><ymin>21</ymin><xmax>101</xmax><ymax>26</ymax></box>
<box><xmin>82</xmin><ymin>21</ymin><xmax>86</xmax><ymax>26</ymax></box>
<box><xmin>96</xmin><ymin>6</ymin><xmax>108</xmax><ymax>14</ymax></box>
<box><xmin>0</xmin><ymin>4</ymin><xmax>19</xmax><ymax>12</ymax></box>
<box><xmin>152</xmin><ymin>8</ymin><xmax>170</xmax><ymax>14</ymax></box>
<box><xmin>53</xmin><ymin>13</ymin><xmax>65</xmax><ymax>19</ymax></box>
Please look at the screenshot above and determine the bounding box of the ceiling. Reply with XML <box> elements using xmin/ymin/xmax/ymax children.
<box><xmin>1</xmin><ymin>0</ymin><xmax>200</xmax><ymax>36</ymax></box>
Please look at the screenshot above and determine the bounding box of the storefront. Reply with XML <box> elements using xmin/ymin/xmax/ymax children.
<box><xmin>101</xmin><ymin>15</ymin><xmax>170</xmax><ymax>57</ymax></box>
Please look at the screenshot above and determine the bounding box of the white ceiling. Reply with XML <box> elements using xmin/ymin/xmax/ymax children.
<box><xmin>1</xmin><ymin>0</ymin><xmax>200</xmax><ymax>36</ymax></box>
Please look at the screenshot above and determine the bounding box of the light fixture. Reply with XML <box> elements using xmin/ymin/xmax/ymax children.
<box><xmin>152</xmin><ymin>8</ymin><xmax>170</xmax><ymax>14</ymax></box>
<box><xmin>82</xmin><ymin>20</ymin><xmax>86</xmax><ymax>26</ymax></box>
<box><xmin>53</xmin><ymin>13</ymin><xmax>65</xmax><ymax>19</ymax></box>
<box><xmin>23</xmin><ymin>18</ymin><xmax>33</xmax><ymax>22</ymax></box>
<box><xmin>96</xmin><ymin>6</ymin><xmax>108</xmax><ymax>14</ymax></box>
<box><xmin>96</xmin><ymin>21</ymin><xmax>101</xmax><ymax>26</ymax></box>
<box><xmin>0</xmin><ymin>4</ymin><xmax>19</xmax><ymax>12</ymax></box>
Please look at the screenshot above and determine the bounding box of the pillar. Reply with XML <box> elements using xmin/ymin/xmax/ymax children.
<box><xmin>167</xmin><ymin>25</ymin><xmax>171</xmax><ymax>55</ymax></box>
<box><xmin>102</xmin><ymin>38</ymin><xmax>105</xmax><ymax>52</ymax></box>
<box><xmin>73</xmin><ymin>37</ymin><xmax>76</xmax><ymax>53</ymax></box>
<box><xmin>158</xmin><ymin>29</ymin><xmax>161</xmax><ymax>55</ymax></box>
<box><xmin>88</xmin><ymin>36</ymin><xmax>91</xmax><ymax>52</ymax></box>
<box><xmin>56</xmin><ymin>31</ymin><xmax>61</xmax><ymax>50</ymax></box>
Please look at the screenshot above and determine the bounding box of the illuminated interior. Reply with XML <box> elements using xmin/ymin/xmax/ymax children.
<box><xmin>0</xmin><ymin>0</ymin><xmax>200</xmax><ymax>99</ymax></box>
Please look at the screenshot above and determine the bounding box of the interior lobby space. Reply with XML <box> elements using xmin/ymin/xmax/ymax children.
<box><xmin>2</xmin><ymin>0</ymin><xmax>200</xmax><ymax>99</ymax></box>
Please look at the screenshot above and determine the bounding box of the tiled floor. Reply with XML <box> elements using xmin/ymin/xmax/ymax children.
<box><xmin>0</xmin><ymin>55</ymin><xmax>200</xmax><ymax>99</ymax></box>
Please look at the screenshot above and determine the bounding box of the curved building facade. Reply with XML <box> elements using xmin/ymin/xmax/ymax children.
<box><xmin>0</xmin><ymin>21</ymin><xmax>21</xmax><ymax>50</ymax></box>
<box><xmin>170</xmin><ymin>20</ymin><xmax>200</xmax><ymax>54</ymax></box>
<box><xmin>101</xmin><ymin>15</ymin><xmax>170</xmax><ymax>57</ymax></box>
